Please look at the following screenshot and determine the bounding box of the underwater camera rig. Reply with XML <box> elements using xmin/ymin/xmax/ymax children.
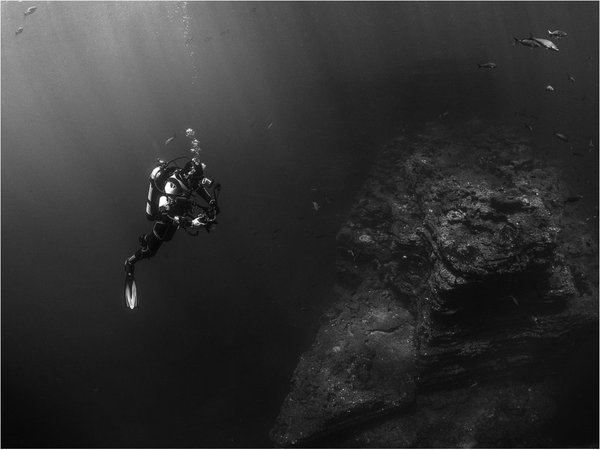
<box><xmin>184</xmin><ymin>182</ymin><xmax>222</xmax><ymax>236</ymax></box>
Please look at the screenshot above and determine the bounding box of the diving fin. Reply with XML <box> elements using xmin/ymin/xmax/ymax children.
<box><xmin>124</xmin><ymin>272</ymin><xmax>138</xmax><ymax>309</ymax></box>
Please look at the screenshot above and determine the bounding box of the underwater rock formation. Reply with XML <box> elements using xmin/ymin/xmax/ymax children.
<box><xmin>271</xmin><ymin>122</ymin><xmax>598</xmax><ymax>447</ymax></box>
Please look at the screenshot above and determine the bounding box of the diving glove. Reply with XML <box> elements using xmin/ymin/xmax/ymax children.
<box><xmin>191</xmin><ymin>217</ymin><xmax>205</xmax><ymax>228</ymax></box>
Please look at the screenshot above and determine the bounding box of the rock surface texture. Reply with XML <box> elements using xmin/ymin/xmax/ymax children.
<box><xmin>270</xmin><ymin>122</ymin><xmax>598</xmax><ymax>448</ymax></box>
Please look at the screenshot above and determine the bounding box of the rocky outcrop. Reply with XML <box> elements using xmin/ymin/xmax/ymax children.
<box><xmin>270</xmin><ymin>122</ymin><xmax>598</xmax><ymax>447</ymax></box>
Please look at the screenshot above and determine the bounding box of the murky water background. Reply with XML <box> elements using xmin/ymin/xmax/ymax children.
<box><xmin>2</xmin><ymin>2</ymin><xmax>597</xmax><ymax>446</ymax></box>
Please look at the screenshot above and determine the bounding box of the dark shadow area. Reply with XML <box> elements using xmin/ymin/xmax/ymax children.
<box><xmin>553</xmin><ymin>336</ymin><xmax>599</xmax><ymax>448</ymax></box>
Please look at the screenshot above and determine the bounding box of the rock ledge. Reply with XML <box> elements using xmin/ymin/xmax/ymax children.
<box><xmin>271</xmin><ymin>122</ymin><xmax>598</xmax><ymax>448</ymax></box>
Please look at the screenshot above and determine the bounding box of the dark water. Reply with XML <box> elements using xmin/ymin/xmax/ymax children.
<box><xmin>1</xmin><ymin>2</ymin><xmax>597</xmax><ymax>447</ymax></box>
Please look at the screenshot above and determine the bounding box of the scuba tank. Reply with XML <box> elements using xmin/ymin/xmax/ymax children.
<box><xmin>145</xmin><ymin>159</ymin><xmax>179</xmax><ymax>221</ymax></box>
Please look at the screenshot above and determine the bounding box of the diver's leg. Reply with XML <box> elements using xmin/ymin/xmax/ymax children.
<box><xmin>126</xmin><ymin>234</ymin><xmax>163</xmax><ymax>263</ymax></box>
<box><xmin>124</xmin><ymin>223</ymin><xmax>166</xmax><ymax>272</ymax></box>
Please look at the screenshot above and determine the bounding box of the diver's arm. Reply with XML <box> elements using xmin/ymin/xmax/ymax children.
<box><xmin>158</xmin><ymin>196</ymin><xmax>210</xmax><ymax>230</ymax></box>
<box><xmin>158</xmin><ymin>195</ymin><xmax>191</xmax><ymax>226</ymax></box>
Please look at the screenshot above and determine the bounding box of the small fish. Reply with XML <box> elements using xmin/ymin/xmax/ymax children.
<box><xmin>15</xmin><ymin>27</ymin><xmax>24</xmax><ymax>36</ymax></box>
<box><xmin>508</xmin><ymin>295</ymin><xmax>520</xmax><ymax>306</ymax></box>
<box><xmin>545</xmin><ymin>85</ymin><xmax>555</xmax><ymax>92</ymax></box>
<box><xmin>563</xmin><ymin>195</ymin><xmax>583</xmax><ymax>204</ymax></box>
<box><xmin>164</xmin><ymin>132</ymin><xmax>176</xmax><ymax>146</ymax></box>
<box><xmin>438</xmin><ymin>110</ymin><xmax>449</xmax><ymax>119</ymax></box>
<box><xmin>24</xmin><ymin>6</ymin><xmax>37</xmax><ymax>16</ymax></box>
<box><xmin>553</xmin><ymin>131</ymin><xmax>569</xmax><ymax>142</ymax></box>
<box><xmin>312</xmin><ymin>201</ymin><xmax>320</xmax><ymax>211</ymax></box>
<box><xmin>524</xmin><ymin>123</ymin><xmax>534</xmax><ymax>132</ymax></box>
<box><xmin>477</xmin><ymin>62</ymin><xmax>497</xmax><ymax>69</ymax></box>
<box><xmin>548</xmin><ymin>29</ymin><xmax>567</xmax><ymax>38</ymax></box>
<box><xmin>532</xmin><ymin>36</ymin><xmax>559</xmax><ymax>52</ymax></box>
<box><xmin>568</xmin><ymin>74</ymin><xmax>576</xmax><ymax>83</ymax></box>
<box><xmin>589</xmin><ymin>138</ymin><xmax>595</xmax><ymax>149</ymax></box>
<box><xmin>267</xmin><ymin>122</ymin><xmax>273</xmax><ymax>129</ymax></box>
<box><xmin>513</xmin><ymin>36</ymin><xmax>542</xmax><ymax>49</ymax></box>
<box><xmin>572</xmin><ymin>152</ymin><xmax>584</xmax><ymax>157</ymax></box>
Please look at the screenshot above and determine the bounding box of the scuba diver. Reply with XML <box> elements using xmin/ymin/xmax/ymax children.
<box><xmin>124</xmin><ymin>128</ymin><xmax>221</xmax><ymax>309</ymax></box>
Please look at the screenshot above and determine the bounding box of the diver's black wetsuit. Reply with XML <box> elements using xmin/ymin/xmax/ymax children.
<box><xmin>135</xmin><ymin>200</ymin><xmax>184</xmax><ymax>261</ymax></box>
<box><xmin>126</xmin><ymin>163</ymin><xmax>216</xmax><ymax>268</ymax></box>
